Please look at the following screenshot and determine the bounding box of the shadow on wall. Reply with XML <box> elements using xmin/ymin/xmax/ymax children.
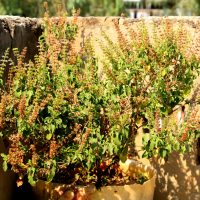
<box><xmin>152</xmin><ymin>80</ymin><xmax>200</xmax><ymax>200</ymax></box>
<box><xmin>152</xmin><ymin>149</ymin><xmax>200</xmax><ymax>200</ymax></box>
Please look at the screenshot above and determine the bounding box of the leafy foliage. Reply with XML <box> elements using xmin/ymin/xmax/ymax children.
<box><xmin>100</xmin><ymin>20</ymin><xmax>200</xmax><ymax>160</ymax></box>
<box><xmin>0</xmin><ymin>9</ymin><xmax>131</xmax><ymax>188</ymax></box>
<box><xmin>0</xmin><ymin>0</ymin><xmax>125</xmax><ymax>17</ymax></box>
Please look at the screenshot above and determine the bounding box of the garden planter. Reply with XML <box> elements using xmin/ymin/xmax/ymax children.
<box><xmin>0</xmin><ymin>139</ymin><xmax>16</xmax><ymax>200</ymax></box>
<box><xmin>32</xmin><ymin>160</ymin><xmax>156</xmax><ymax>200</ymax></box>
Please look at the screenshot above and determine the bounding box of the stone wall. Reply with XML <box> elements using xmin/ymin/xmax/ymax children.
<box><xmin>0</xmin><ymin>16</ymin><xmax>42</xmax><ymax>60</ymax></box>
<box><xmin>0</xmin><ymin>16</ymin><xmax>200</xmax><ymax>200</ymax></box>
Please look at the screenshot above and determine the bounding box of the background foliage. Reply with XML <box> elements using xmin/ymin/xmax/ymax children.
<box><xmin>0</xmin><ymin>0</ymin><xmax>124</xmax><ymax>17</ymax></box>
<box><xmin>0</xmin><ymin>0</ymin><xmax>200</xmax><ymax>17</ymax></box>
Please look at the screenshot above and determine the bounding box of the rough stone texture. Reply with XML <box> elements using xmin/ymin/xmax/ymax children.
<box><xmin>0</xmin><ymin>16</ymin><xmax>200</xmax><ymax>200</ymax></box>
<box><xmin>0</xmin><ymin>16</ymin><xmax>42</xmax><ymax>61</ymax></box>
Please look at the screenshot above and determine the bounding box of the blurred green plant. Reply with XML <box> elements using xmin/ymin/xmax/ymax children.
<box><xmin>0</xmin><ymin>0</ymin><xmax>125</xmax><ymax>17</ymax></box>
<box><xmin>175</xmin><ymin>0</ymin><xmax>200</xmax><ymax>15</ymax></box>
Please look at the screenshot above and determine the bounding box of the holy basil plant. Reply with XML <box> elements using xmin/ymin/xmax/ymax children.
<box><xmin>0</xmin><ymin>13</ymin><xmax>135</xmax><ymax>188</ymax></box>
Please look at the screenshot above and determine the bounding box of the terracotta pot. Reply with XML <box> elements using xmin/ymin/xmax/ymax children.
<box><xmin>32</xmin><ymin>160</ymin><xmax>156</xmax><ymax>200</ymax></box>
<box><xmin>0</xmin><ymin>139</ymin><xmax>16</xmax><ymax>200</ymax></box>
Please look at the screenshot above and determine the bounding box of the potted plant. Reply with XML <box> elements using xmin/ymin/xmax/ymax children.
<box><xmin>0</xmin><ymin>7</ymin><xmax>199</xmax><ymax>200</ymax></box>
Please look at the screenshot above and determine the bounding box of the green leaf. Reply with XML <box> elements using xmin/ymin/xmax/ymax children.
<box><xmin>181</xmin><ymin>145</ymin><xmax>187</xmax><ymax>153</ymax></box>
<box><xmin>149</xmin><ymin>139</ymin><xmax>155</xmax><ymax>150</ymax></box>
<box><xmin>46</xmin><ymin>133</ymin><xmax>52</xmax><ymax>140</ymax></box>
<box><xmin>161</xmin><ymin>69</ymin><xmax>167</xmax><ymax>77</ymax></box>
<box><xmin>26</xmin><ymin>90</ymin><xmax>34</xmax><ymax>102</ymax></box>
<box><xmin>142</xmin><ymin>151</ymin><xmax>150</xmax><ymax>158</ymax></box>
<box><xmin>47</xmin><ymin>160</ymin><xmax>57</xmax><ymax>182</ymax></box>
<box><xmin>15</xmin><ymin>90</ymin><xmax>22</xmax><ymax>98</ymax></box>
<box><xmin>3</xmin><ymin>159</ymin><xmax>8</xmax><ymax>172</ymax></box>
<box><xmin>0</xmin><ymin>79</ymin><xmax>3</xmax><ymax>87</ymax></box>
<box><xmin>160</xmin><ymin>148</ymin><xmax>167</xmax><ymax>158</ymax></box>
<box><xmin>102</xmin><ymin>145</ymin><xmax>108</xmax><ymax>154</ymax></box>
<box><xmin>108</xmin><ymin>144</ymin><xmax>114</xmax><ymax>155</ymax></box>
<box><xmin>41</xmin><ymin>86</ymin><xmax>45</xmax><ymax>90</ymax></box>
<box><xmin>3</xmin><ymin>160</ymin><xmax>7</xmax><ymax>171</ymax></box>
<box><xmin>51</xmin><ymin>124</ymin><xmax>56</xmax><ymax>133</ymax></box>
<box><xmin>142</xmin><ymin>134</ymin><xmax>150</xmax><ymax>145</ymax></box>
<box><xmin>27</xmin><ymin>167</ymin><xmax>36</xmax><ymax>186</ymax></box>
<box><xmin>1</xmin><ymin>153</ymin><xmax>8</xmax><ymax>171</ymax></box>
<box><xmin>119</xmin><ymin>146</ymin><xmax>128</xmax><ymax>163</ymax></box>
<box><xmin>114</xmin><ymin>134</ymin><xmax>121</xmax><ymax>146</ymax></box>
<box><xmin>55</xmin><ymin>118</ymin><xmax>62</xmax><ymax>126</ymax></box>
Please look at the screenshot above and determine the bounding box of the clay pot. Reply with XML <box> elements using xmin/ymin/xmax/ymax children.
<box><xmin>0</xmin><ymin>139</ymin><xmax>16</xmax><ymax>200</ymax></box>
<box><xmin>32</xmin><ymin>160</ymin><xmax>156</xmax><ymax>200</ymax></box>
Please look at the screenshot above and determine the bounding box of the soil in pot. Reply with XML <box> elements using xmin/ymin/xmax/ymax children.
<box><xmin>32</xmin><ymin>159</ymin><xmax>156</xmax><ymax>200</ymax></box>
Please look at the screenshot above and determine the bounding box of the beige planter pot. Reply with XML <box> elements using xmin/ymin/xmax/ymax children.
<box><xmin>0</xmin><ymin>139</ymin><xmax>16</xmax><ymax>200</ymax></box>
<box><xmin>32</xmin><ymin>160</ymin><xmax>156</xmax><ymax>200</ymax></box>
